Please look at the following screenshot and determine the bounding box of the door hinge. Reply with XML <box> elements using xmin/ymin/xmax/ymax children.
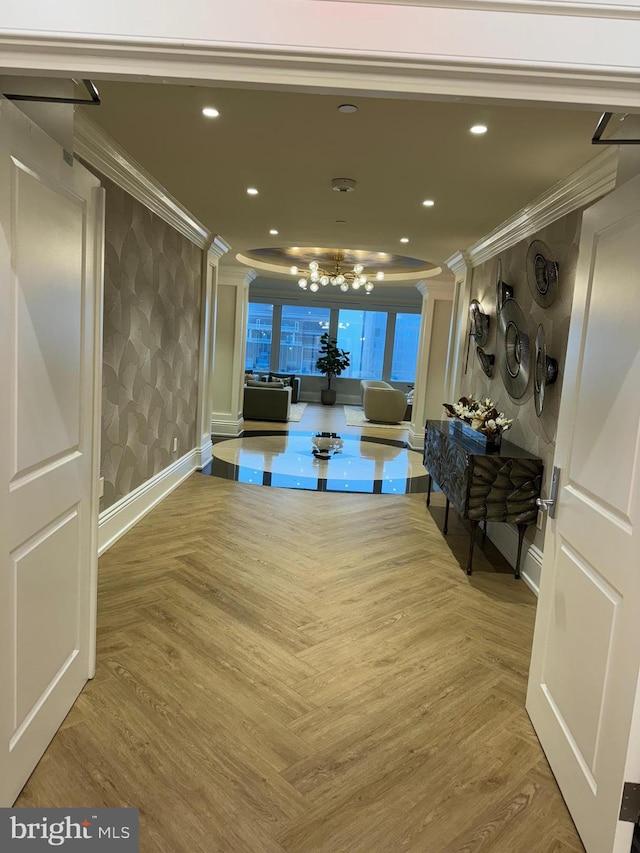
<box><xmin>620</xmin><ymin>782</ymin><xmax>640</xmax><ymax>823</ymax></box>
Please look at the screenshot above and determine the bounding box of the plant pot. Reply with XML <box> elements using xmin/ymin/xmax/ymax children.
<box><xmin>321</xmin><ymin>389</ymin><xmax>337</xmax><ymax>406</ymax></box>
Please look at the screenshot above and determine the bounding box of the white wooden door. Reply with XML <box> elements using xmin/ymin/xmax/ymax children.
<box><xmin>527</xmin><ymin>171</ymin><xmax>640</xmax><ymax>853</ymax></box>
<box><xmin>0</xmin><ymin>98</ymin><xmax>104</xmax><ymax>806</ymax></box>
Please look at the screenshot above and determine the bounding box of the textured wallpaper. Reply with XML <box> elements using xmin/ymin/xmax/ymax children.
<box><xmin>460</xmin><ymin>210</ymin><xmax>582</xmax><ymax>550</ymax></box>
<box><xmin>99</xmin><ymin>175</ymin><xmax>203</xmax><ymax>510</ymax></box>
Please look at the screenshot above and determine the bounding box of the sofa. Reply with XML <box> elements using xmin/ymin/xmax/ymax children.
<box><xmin>360</xmin><ymin>380</ymin><xmax>407</xmax><ymax>424</ymax></box>
<box><xmin>243</xmin><ymin>381</ymin><xmax>292</xmax><ymax>422</ymax></box>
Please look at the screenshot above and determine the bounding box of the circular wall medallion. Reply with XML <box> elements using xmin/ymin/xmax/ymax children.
<box><xmin>495</xmin><ymin>258</ymin><xmax>514</xmax><ymax>315</ymax></box>
<box><xmin>476</xmin><ymin>346</ymin><xmax>495</xmax><ymax>378</ymax></box>
<box><xmin>534</xmin><ymin>325</ymin><xmax>559</xmax><ymax>417</ymax></box>
<box><xmin>498</xmin><ymin>298</ymin><xmax>531</xmax><ymax>399</ymax></box>
<box><xmin>469</xmin><ymin>299</ymin><xmax>490</xmax><ymax>347</ymax></box>
<box><xmin>526</xmin><ymin>240</ymin><xmax>559</xmax><ymax>308</ymax></box>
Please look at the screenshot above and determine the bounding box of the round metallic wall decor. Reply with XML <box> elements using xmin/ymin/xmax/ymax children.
<box><xmin>476</xmin><ymin>346</ymin><xmax>495</xmax><ymax>378</ymax></box>
<box><xmin>526</xmin><ymin>240</ymin><xmax>559</xmax><ymax>308</ymax></box>
<box><xmin>469</xmin><ymin>299</ymin><xmax>490</xmax><ymax>347</ymax></box>
<box><xmin>534</xmin><ymin>325</ymin><xmax>559</xmax><ymax>417</ymax></box>
<box><xmin>495</xmin><ymin>258</ymin><xmax>514</xmax><ymax>315</ymax></box>
<box><xmin>498</xmin><ymin>298</ymin><xmax>531</xmax><ymax>399</ymax></box>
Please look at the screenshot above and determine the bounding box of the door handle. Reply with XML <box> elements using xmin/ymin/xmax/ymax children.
<box><xmin>536</xmin><ymin>465</ymin><xmax>560</xmax><ymax>520</ymax></box>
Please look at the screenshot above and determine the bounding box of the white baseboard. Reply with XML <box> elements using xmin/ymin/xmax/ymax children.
<box><xmin>408</xmin><ymin>426</ymin><xmax>425</xmax><ymax>451</ymax></box>
<box><xmin>98</xmin><ymin>448</ymin><xmax>198</xmax><ymax>555</ymax></box>
<box><xmin>210</xmin><ymin>416</ymin><xmax>244</xmax><ymax>437</ymax></box>
<box><xmin>486</xmin><ymin>522</ymin><xmax>543</xmax><ymax>596</ymax></box>
<box><xmin>196</xmin><ymin>433</ymin><xmax>213</xmax><ymax>469</ymax></box>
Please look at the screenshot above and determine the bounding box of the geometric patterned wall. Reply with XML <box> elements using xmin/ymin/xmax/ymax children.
<box><xmin>461</xmin><ymin>208</ymin><xmax>583</xmax><ymax>550</ymax></box>
<box><xmin>98</xmin><ymin>174</ymin><xmax>203</xmax><ymax>510</ymax></box>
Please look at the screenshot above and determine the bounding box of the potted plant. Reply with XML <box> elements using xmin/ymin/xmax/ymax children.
<box><xmin>315</xmin><ymin>332</ymin><xmax>350</xmax><ymax>405</ymax></box>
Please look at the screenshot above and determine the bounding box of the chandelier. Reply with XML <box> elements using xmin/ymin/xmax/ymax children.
<box><xmin>290</xmin><ymin>254</ymin><xmax>384</xmax><ymax>295</ymax></box>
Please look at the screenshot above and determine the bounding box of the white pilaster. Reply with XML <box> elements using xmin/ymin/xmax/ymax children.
<box><xmin>196</xmin><ymin>236</ymin><xmax>230</xmax><ymax>464</ymax></box>
<box><xmin>408</xmin><ymin>281</ymin><xmax>454</xmax><ymax>452</ymax></box>
<box><xmin>210</xmin><ymin>267</ymin><xmax>255</xmax><ymax>437</ymax></box>
<box><xmin>443</xmin><ymin>251</ymin><xmax>473</xmax><ymax>404</ymax></box>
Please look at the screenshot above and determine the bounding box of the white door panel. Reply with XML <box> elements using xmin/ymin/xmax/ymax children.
<box><xmin>0</xmin><ymin>98</ymin><xmax>103</xmax><ymax>806</ymax></box>
<box><xmin>527</xmin><ymin>172</ymin><xmax>640</xmax><ymax>853</ymax></box>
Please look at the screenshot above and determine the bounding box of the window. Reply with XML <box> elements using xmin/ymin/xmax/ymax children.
<box><xmin>391</xmin><ymin>313</ymin><xmax>421</xmax><ymax>382</ymax></box>
<box><xmin>245</xmin><ymin>303</ymin><xmax>273</xmax><ymax>371</ymax></box>
<box><xmin>279</xmin><ymin>305</ymin><xmax>330</xmax><ymax>374</ymax></box>
<box><xmin>336</xmin><ymin>310</ymin><xmax>387</xmax><ymax>379</ymax></box>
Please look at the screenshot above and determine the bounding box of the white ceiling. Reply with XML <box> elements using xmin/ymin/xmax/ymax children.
<box><xmin>83</xmin><ymin>80</ymin><xmax>601</xmax><ymax>298</ymax></box>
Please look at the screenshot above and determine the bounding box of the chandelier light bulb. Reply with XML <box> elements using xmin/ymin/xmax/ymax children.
<box><xmin>376</xmin><ymin>271</ymin><xmax>385</xmax><ymax>280</ymax></box>
<box><xmin>359</xmin><ymin>275</ymin><xmax>367</xmax><ymax>285</ymax></box>
<box><xmin>290</xmin><ymin>266</ymin><xmax>298</xmax><ymax>275</ymax></box>
<box><xmin>340</xmin><ymin>282</ymin><xmax>349</xmax><ymax>292</ymax></box>
<box><xmin>353</xmin><ymin>263</ymin><xmax>364</xmax><ymax>275</ymax></box>
<box><xmin>298</xmin><ymin>279</ymin><xmax>307</xmax><ymax>288</ymax></box>
<box><xmin>336</xmin><ymin>274</ymin><xmax>345</xmax><ymax>286</ymax></box>
<box><xmin>309</xmin><ymin>282</ymin><xmax>319</xmax><ymax>292</ymax></box>
<box><xmin>309</xmin><ymin>261</ymin><xmax>319</xmax><ymax>271</ymax></box>
<box><xmin>330</xmin><ymin>277</ymin><xmax>337</xmax><ymax>285</ymax></box>
<box><xmin>310</xmin><ymin>272</ymin><xmax>319</xmax><ymax>283</ymax></box>
<box><xmin>365</xmin><ymin>282</ymin><xmax>374</xmax><ymax>292</ymax></box>
<box><xmin>352</xmin><ymin>281</ymin><xmax>361</xmax><ymax>290</ymax></box>
<box><xmin>320</xmin><ymin>276</ymin><xmax>330</xmax><ymax>286</ymax></box>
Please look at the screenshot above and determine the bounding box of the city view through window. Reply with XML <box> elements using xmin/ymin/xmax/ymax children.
<box><xmin>245</xmin><ymin>302</ymin><xmax>420</xmax><ymax>384</ymax></box>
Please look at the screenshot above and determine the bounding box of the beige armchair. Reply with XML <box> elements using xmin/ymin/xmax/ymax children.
<box><xmin>360</xmin><ymin>380</ymin><xmax>407</xmax><ymax>424</ymax></box>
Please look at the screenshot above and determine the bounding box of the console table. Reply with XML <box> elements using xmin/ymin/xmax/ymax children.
<box><xmin>423</xmin><ymin>419</ymin><xmax>543</xmax><ymax>578</ymax></box>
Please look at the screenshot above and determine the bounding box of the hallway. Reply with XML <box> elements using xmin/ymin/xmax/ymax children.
<box><xmin>17</xmin><ymin>472</ymin><xmax>584</xmax><ymax>852</ymax></box>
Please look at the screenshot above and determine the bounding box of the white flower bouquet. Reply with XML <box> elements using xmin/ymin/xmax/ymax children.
<box><xmin>443</xmin><ymin>396</ymin><xmax>513</xmax><ymax>437</ymax></box>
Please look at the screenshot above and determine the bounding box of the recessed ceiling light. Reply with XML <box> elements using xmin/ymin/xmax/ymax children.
<box><xmin>202</xmin><ymin>107</ymin><xmax>219</xmax><ymax>118</ymax></box>
<box><xmin>422</xmin><ymin>199</ymin><xmax>435</xmax><ymax>207</ymax></box>
<box><xmin>336</xmin><ymin>220</ymin><xmax>346</xmax><ymax>224</ymax></box>
<box><xmin>338</xmin><ymin>104</ymin><xmax>358</xmax><ymax>114</ymax></box>
<box><xmin>400</xmin><ymin>237</ymin><xmax>409</xmax><ymax>243</ymax></box>
<box><xmin>246</xmin><ymin>187</ymin><xmax>259</xmax><ymax>195</ymax></box>
<box><xmin>470</xmin><ymin>124</ymin><xmax>488</xmax><ymax>134</ymax></box>
<box><xmin>269</xmin><ymin>229</ymin><xmax>278</xmax><ymax>235</ymax></box>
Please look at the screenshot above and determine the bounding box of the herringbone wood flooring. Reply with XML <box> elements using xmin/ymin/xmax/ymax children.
<box><xmin>17</xmin><ymin>467</ymin><xmax>584</xmax><ymax>852</ymax></box>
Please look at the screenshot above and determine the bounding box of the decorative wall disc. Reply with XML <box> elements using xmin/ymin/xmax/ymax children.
<box><xmin>469</xmin><ymin>299</ymin><xmax>490</xmax><ymax>347</ymax></box>
<box><xmin>495</xmin><ymin>258</ymin><xmax>514</xmax><ymax>315</ymax></box>
<box><xmin>534</xmin><ymin>325</ymin><xmax>559</xmax><ymax>417</ymax></box>
<box><xmin>498</xmin><ymin>298</ymin><xmax>531</xmax><ymax>399</ymax></box>
<box><xmin>476</xmin><ymin>347</ymin><xmax>495</xmax><ymax>378</ymax></box>
<box><xmin>526</xmin><ymin>240</ymin><xmax>559</xmax><ymax>308</ymax></box>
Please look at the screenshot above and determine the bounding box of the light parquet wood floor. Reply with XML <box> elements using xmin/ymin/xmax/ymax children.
<box><xmin>17</xmin><ymin>432</ymin><xmax>585</xmax><ymax>851</ymax></box>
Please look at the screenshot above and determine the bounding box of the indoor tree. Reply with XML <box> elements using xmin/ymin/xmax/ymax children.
<box><xmin>315</xmin><ymin>332</ymin><xmax>350</xmax><ymax>405</ymax></box>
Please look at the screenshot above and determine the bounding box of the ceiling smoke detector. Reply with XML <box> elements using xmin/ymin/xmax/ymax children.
<box><xmin>331</xmin><ymin>178</ymin><xmax>357</xmax><ymax>193</ymax></box>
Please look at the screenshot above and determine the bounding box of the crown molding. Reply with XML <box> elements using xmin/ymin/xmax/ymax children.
<box><xmin>3</xmin><ymin>32</ymin><xmax>640</xmax><ymax>113</ymax></box>
<box><xmin>326</xmin><ymin>0</ymin><xmax>640</xmax><ymax>21</ymax></box>
<box><xmin>464</xmin><ymin>147</ymin><xmax>618</xmax><ymax>267</ymax></box>
<box><xmin>209</xmin><ymin>235</ymin><xmax>231</xmax><ymax>261</ymax></box>
<box><xmin>74</xmin><ymin>112</ymin><xmax>211</xmax><ymax>250</ymax></box>
<box><xmin>416</xmin><ymin>280</ymin><xmax>455</xmax><ymax>299</ymax></box>
<box><xmin>445</xmin><ymin>251</ymin><xmax>473</xmax><ymax>277</ymax></box>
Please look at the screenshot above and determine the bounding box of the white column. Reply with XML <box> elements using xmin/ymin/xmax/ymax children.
<box><xmin>443</xmin><ymin>250</ymin><xmax>473</xmax><ymax>403</ymax></box>
<box><xmin>408</xmin><ymin>281</ymin><xmax>454</xmax><ymax>451</ymax></box>
<box><xmin>195</xmin><ymin>235</ymin><xmax>230</xmax><ymax>466</ymax></box>
<box><xmin>210</xmin><ymin>266</ymin><xmax>255</xmax><ymax>437</ymax></box>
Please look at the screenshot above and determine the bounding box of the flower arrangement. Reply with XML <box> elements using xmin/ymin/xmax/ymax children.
<box><xmin>443</xmin><ymin>396</ymin><xmax>513</xmax><ymax>436</ymax></box>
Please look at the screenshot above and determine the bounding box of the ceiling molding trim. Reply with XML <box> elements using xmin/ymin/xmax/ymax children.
<box><xmin>419</xmin><ymin>281</ymin><xmax>456</xmax><ymax>299</ymax></box>
<box><xmin>323</xmin><ymin>0</ymin><xmax>640</xmax><ymax>21</ymax></box>
<box><xmin>464</xmin><ymin>147</ymin><xmax>618</xmax><ymax>267</ymax></box>
<box><xmin>74</xmin><ymin>112</ymin><xmax>211</xmax><ymax>250</ymax></box>
<box><xmin>208</xmin><ymin>235</ymin><xmax>232</xmax><ymax>261</ymax></box>
<box><xmin>445</xmin><ymin>251</ymin><xmax>473</xmax><ymax>276</ymax></box>
<box><xmin>4</xmin><ymin>33</ymin><xmax>640</xmax><ymax>111</ymax></box>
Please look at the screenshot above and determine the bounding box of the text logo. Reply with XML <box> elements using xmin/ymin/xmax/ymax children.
<box><xmin>0</xmin><ymin>808</ymin><xmax>138</xmax><ymax>850</ymax></box>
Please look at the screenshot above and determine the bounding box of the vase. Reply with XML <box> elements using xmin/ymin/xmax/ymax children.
<box><xmin>449</xmin><ymin>418</ymin><xmax>502</xmax><ymax>453</ymax></box>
